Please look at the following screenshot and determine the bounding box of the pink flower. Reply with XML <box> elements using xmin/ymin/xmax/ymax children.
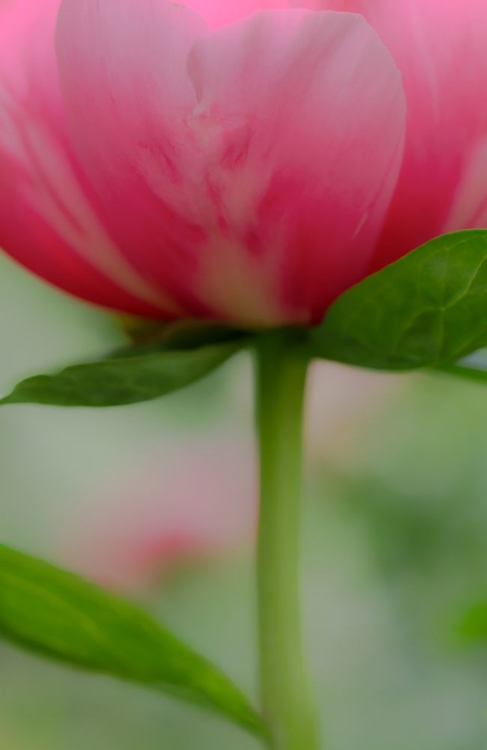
<box><xmin>0</xmin><ymin>0</ymin><xmax>485</xmax><ymax>327</ymax></box>
<box><xmin>63</xmin><ymin>438</ymin><xmax>256</xmax><ymax>593</ymax></box>
<box><xmin>60</xmin><ymin>360</ymin><xmax>397</xmax><ymax>593</ymax></box>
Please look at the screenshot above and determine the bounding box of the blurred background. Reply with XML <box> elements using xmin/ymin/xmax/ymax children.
<box><xmin>1</xmin><ymin>253</ymin><xmax>487</xmax><ymax>750</ymax></box>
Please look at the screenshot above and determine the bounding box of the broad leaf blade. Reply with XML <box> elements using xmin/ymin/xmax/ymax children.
<box><xmin>0</xmin><ymin>544</ymin><xmax>264</xmax><ymax>738</ymax></box>
<box><xmin>0</xmin><ymin>340</ymin><xmax>244</xmax><ymax>407</ymax></box>
<box><xmin>310</xmin><ymin>230</ymin><xmax>487</xmax><ymax>370</ymax></box>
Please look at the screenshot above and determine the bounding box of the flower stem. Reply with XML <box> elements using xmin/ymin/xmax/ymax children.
<box><xmin>256</xmin><ymin>332</ymin><xmax>319</xmax><ymax>750</ymax></box>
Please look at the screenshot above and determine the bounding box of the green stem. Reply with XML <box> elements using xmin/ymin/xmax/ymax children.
<box><xmin>256</xmin><ymin>332</ymin><xmax>319</xmax><ymax>750</ymax></box>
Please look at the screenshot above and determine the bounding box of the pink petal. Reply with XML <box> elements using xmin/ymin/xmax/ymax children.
<box><xmin>58</xmin><ymin>5</ymin><xmax>405</xmax><ymax>325</ymax></box>
<box><xmin>56</xmin><ymin>0</ymin><xmax>214</xmax><ymax>319</ymax></box>
<box><xmin>187</xmin><ymin>10</ymin><xmax>406</xmax><ymax>322</ymax></box>
<box><xmin>180</xmin><ymin>0</ymin><xmax>290</xmax><ymax>30</ymax></box>
<box><xmin>0</xmin><ymin>0</ymin><xmax>173</xmax><ymax>316</ymax></box>
<box><xmin>316</xmin><ymin>0</ymin><xmax>487</xmax><ymax>268</ymax></box>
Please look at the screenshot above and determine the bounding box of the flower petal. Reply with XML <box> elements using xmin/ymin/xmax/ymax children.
<box><xmin>187</xmin><ymin>10</ymin><xmax>406</xmax><ymax>322</ymax></box>
<box><xmin>180</xmin><ymin>0</ymin><xmax>289</xmax><ymax>30</ymax></box>
<box><xmin>57</xmin><ymin>0</ymin><xmax>215</xmax><ymax>318</ymax></box>
<box><xmin>58</xmin><ymin>5</ymin><xmax>405</xmax><ymax>324</ymax></box>
<box><xmin>0</xmin><ymin>0</ymin><xmax>173</xmax><ymax>316</ymax></box>
<box><xmin>317</xmin><ymin>0</ymin><xmax>487</xmax><ymax>269</ymax></box>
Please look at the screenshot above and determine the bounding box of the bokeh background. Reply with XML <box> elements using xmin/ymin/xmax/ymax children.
<box><xmin>1</xmin><ymin>252</ymin><xmax>487</xmax><ymax>750</ymax></box>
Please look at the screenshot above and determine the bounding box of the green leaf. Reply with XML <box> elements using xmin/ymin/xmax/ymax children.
<box><xmin>0</xmin><ymin>544</ymin><xmax>265</xmax><ymax>738</ymax></box>
<box><xmin>118</xmin><ymin>316</ymin><xmax>248</xmax><ymax>349</ymax></box>
<box><xmin>0</xmin><ymin>340</ymin><xmax>245</xmax><ymax>407</ymax></box>
<box><xmin>455</xmin><ymin>601</ymin><xmax>487</xmax><ymax>645</ymax></box>
<box><xmin>436</xmin><ymin>349</ymin><xmax>487</xmax><ymax>383</ymax></box>
<box><xmin>309</xmin><ymin>230</ymin><xmax>487</xmax><ymax>370</ymax></box>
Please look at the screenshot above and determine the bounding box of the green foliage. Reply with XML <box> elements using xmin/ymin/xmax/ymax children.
<box><xmin>7</xmin><ymin>230</ymin><xmax>487</xmax><ymax>407</ymax></box>
<box><xmin>438</xmin><ymin>349</ymin><xmax>487</xmax><ymax>383</ymax></box>
<box><xmin>0</xmin><ymin>340</ymin><xmax>244</xmax><ymax>407</ymax></box>
<box><xmin>118</xmin><ymin>317</ymin><xmax>248</xmax><ymax>349</ymax></box>
<box><xmin>309</xmin><ymin>230</ymin><xmax>487</xmax><ymax>370</ymax></box>
<box><xmin>0</xmin><ymin>544</ymin><xmax>265</xmax><ymax>738</ymax></box>
<box><xmin>456</xmin><ymin>601</ymin><xmax>487</xmax><ymax>644</ymax></box>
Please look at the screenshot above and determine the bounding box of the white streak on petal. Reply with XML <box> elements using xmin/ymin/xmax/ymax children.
<box><xmin>1</xmin><ymin>93</ymin><xmax>182</xmax><ymax>315</ymax></box>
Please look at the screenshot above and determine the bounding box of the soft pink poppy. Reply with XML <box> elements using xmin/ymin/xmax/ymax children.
<box><xmin>61</xmin><ymin>365</ymin><xmax>405</xmax><ymax>593</ymax></box>
<box><xmin>0</xmin><ymin>1</ymin><xmax>485</xmax><ymax>327</ymax></box>
<box><xmin>62</xmin><ymin>438</ymin><xmax>256</xmax><ymax>593</ymax></box>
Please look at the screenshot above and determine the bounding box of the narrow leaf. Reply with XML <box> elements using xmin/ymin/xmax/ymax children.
<box><xmin>0</xmin><ymin>544</ymin><xmax>265</xmax><ymax>738</ymax></box>
<box><xmin>435</xmin><ymin>349</ymin><xmax>487</xmax><ymax>383</ymax></box>
<box><xmin>309</xmin><ymin>230</ymin><xmax>487</xmax><ymax>370</ymax></box>
<box><xmin>0</xmin><ymin>340</ymin><xmax>244</xmax><ymax>407</ymax></box>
